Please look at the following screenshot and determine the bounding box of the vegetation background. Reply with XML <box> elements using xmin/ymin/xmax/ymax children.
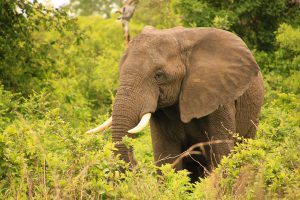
<box><xmin>0</xmin><ymin>0</ymin><xmax>299</xmax><ymax>199</ymax></box>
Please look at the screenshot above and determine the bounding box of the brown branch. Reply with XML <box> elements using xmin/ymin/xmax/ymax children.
<box><xmin>171</xmin><ymin>151</ymin><xmax>202</xmax><ymax>168</ymax></box>
<box><xmin>171</xmin><ymin>140</ymin><xmax>233</xmax><ymax>168</ymax></box>
<box><xmin>117</xmin><ymin>0</ymin><xmax>137</xmax><ymax>47</ymax></box>
<box><xmin>188</xmin><ymin>152</ymin><xmax>211</xmax><ymax>176</ymax></box>
<box><xmin>43</xmin><ymin>158</ymin><xmax>47</xmax><ymax>199</ymax></box>
<box><xmin>25</xmin><ymin>166</ymin><xmax>33</xmax><ymax>199</ymax></box>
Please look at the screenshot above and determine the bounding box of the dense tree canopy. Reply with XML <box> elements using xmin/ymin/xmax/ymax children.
<box><xmin>0</xmin><ymin>0</ymin><xmax>80</xmax><ymax>95</ymax></box>
<box><xmin>172</xmin><ymin>0</ymin><xmax>300</xmax><ymax>51</ymax></box>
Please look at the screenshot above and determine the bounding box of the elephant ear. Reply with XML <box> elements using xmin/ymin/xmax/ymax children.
<box><xmin>174</xmin><ymin>28</ymin><xmax>260</xmax><ymax>123</ymax></box>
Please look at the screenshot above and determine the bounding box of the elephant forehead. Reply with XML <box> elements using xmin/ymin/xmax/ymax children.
<box><xmin>120</xmin><ymin>34</ymin><xmax>180</xmax><ymax>74</ymax></box>
<box><xmin>119</xmin><ymin>51</ymin><xmax>155</xmax><ymax>76</ymax></box>
<box><xmin>123</xmin><ymin>48</ymin><xmax>173</xmax><ymax>72</ymax></box>
<box><xmin>129</xmin><ymin>33</ymin><xmax>179</xmax><ymax>54</ymax></box>
<box><xmin>121</xmin><ymin>52</ymin><xmax>164</xmax><ymax>75</ymax></box>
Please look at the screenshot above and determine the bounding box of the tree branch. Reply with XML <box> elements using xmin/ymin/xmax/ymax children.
<box><xmin>117</xmin><ymin>0</ymin><xmax>137</xmax><ymax>47</ymax></box>
<box><xmin>171</xmin><ymin>140</ymin><xmax>233</xmax><ymax>168</ymax></box>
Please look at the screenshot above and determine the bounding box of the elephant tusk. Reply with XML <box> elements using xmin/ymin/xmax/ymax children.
<box><xmin>86</xmin><ymin>116</ymin><xmax>112</xmax><ymax>134</ymax></box>
<box><xmin>128</xmin><ymin>113</ymin><xmax>151</xmax><ymax>133</ymax></box>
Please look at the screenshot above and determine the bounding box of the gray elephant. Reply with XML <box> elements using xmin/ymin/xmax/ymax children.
<box><xmin>87</xmin><ymin>26</ymin><xmax>264</xmax><ymax>182</ymax></box>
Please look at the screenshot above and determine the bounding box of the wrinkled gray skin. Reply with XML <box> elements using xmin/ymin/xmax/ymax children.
<box><xmin>112</xmin><ymin>26</ymin><xmax>264</xmax><ymax>182</ymax></box>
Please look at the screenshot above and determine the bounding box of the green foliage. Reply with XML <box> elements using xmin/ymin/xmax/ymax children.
<box><xmin>0</xmin><ymin>84</ymin><xmax>20</xmax><ymax>131</ymax></box>
<box><xmin>0</xmin><ymin>91</ymin><xmax>127</xmax><ymax>199</ymax></box>
<box><xmin>255</xmin><ymin>23</ymin><xmax>300</xmax><ymax>95</ymax></box>
<box><xmin>172</xmin><ymin>0</ymin><xmax>300</xmax><ymax>50</ymax></box>
<box><xmin>133</xmin><ymin>0</ymin><xmax>181</xmax><ymax>28</ymax></box>
<box><xmin>42</xmin><ymin>16</ymin><xmax>126</xmax><ymax>125</ymax></box>
<box><xmin>68</xmin><ymin>0</ymin><xmax>121</xmax><ymax>17</ymax></box>
<box><xmin>277</xmin><ymin>23</ymin><xmax>300</xmax><ymax>53</ymax></box>
<box><xmin>0</xmin><ymin>0</ymin><xmax>80</xmax><ymax>95</ymax></box>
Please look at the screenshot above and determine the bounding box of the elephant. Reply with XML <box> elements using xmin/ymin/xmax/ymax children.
<box><xmin>87</xmin><ymin>26</ymin><xmax>264</xmax><ymax>182</ymax></box>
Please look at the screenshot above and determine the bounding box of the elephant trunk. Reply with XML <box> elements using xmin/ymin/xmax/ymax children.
<box><xmin>111</xmin><ymin>87</ymin><xmax>143</xmax><ymax>166</ymax></box>
<box><xmin>111</xmin><ymin>86</ymin><xmax>157</xmax><ymax>166</ymax></box>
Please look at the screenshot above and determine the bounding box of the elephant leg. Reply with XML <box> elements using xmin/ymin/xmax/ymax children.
<box><xmin>150</xmin><ymin>110</ymin><xmax>185</xmax><ymax>171</ymax></box>
<box><xmin>236</xmin><ymin>73</ymin><xmax>264</xmax><ymax>139</ymax></box>
<box><xmin>181</xmin><ymin>150</ymin><xmax>208</xmax><ymax>181</ymax></box>
<box><xmin>205</xmin><ymin>101</ymin><xmax>236</xmax><ymax>170</ymax></box>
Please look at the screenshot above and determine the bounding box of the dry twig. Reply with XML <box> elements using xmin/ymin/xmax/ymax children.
<box><xmin>171</xmin><ymin>140</ymin><xmax>233</xmax><ymax>168</ymax></box>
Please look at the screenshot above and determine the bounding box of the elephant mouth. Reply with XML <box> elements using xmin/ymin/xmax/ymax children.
<box><xmin>127</xmin><ymin>113</ymin><xmax>151</xmax><ymax>133</ymax></box>
<box><xmin>157</xmin><ymin>94</ymin><xmax>179</xmax><ymax>108</ymax></box>
<box><xmin>86</xmin><ymin>85</ymin><xmax>159</xmax><ymax>134</ymax></box>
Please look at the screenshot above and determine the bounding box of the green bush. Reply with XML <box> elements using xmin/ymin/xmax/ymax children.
<box><xmin>0</xmin><ymin>91</ymin><xmax>125</xmax><ymax>199</ymax></box>
<box><xmin>0</xmin><ymin>0</ymin><xmax>80</xmax><ymax>95</ymax></box>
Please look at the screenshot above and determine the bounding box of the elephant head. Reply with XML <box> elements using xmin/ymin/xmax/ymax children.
<box><xmin>87</xmin><ymin>26</ymin><xmax>259</xmax><ymax>166</ymax></box>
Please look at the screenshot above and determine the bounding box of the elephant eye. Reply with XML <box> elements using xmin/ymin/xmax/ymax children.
<box><xmin>154</xmin><ymin>70</ymin><xmax>165</xmax><ymax>83</ymax></box>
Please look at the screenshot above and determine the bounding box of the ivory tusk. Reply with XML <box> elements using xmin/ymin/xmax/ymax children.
<box><xmin>128</xmin><ymin>113</ymin><xmax>151</xmax><ymax>133</ymax></box>
<box><xmin>86</xmin><ymin>116</ymin><xmax>112</xmax><ymax>134</ymax></box>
